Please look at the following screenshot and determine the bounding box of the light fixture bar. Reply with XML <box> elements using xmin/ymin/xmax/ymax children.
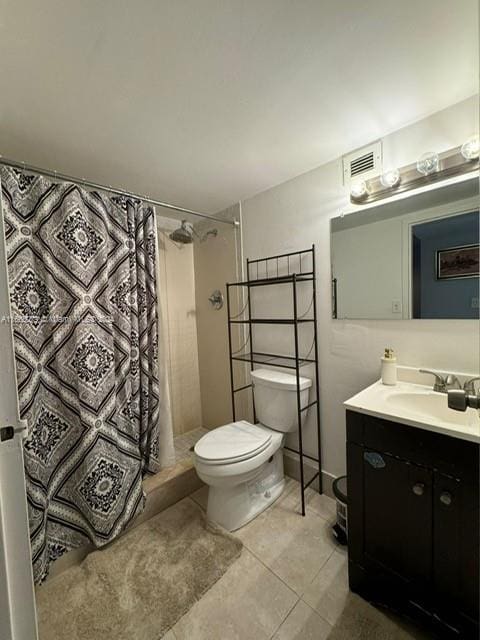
<box><xmin>350</xmin><ymin>145</ymin><xmax>479</xmax><ymax>205</ymax></box>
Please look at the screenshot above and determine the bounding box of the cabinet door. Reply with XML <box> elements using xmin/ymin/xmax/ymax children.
<box><xmin>433</xmin><ymin>471</ymin><xmax>479</xmax><ymax>624</ymax></box>
<box><xmin>362</xmin><ymin>449</ymin><xmax>432</xmax><ymax>585</ymax></box>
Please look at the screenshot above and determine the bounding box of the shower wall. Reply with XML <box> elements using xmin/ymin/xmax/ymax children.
<box><xmin>157</xmin><ymin>205</ymin><xmax>244</xmax><ymax>438</ymax></box>
<box><xmin>157</xmin><ymin>220</ymin><xmax>203</xmax><ymax>435</ymax></box>
<box><xmin>193</xmin><ymin>204</ymin><xmax>245</xmax><ymax>430</ymax></box>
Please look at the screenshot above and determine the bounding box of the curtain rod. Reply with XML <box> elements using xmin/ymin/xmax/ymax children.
<box><xmin>0</xmin><ymin>155</ymin><xmax>238</xmax><ymax>227</ymax></box>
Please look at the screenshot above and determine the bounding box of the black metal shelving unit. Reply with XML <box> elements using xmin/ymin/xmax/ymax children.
<box><xmin>226</xmin><ymin>245</ymin><xmax>322</xmax><ymax>516</ymax></box>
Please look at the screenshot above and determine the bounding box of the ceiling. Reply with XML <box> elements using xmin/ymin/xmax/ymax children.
<box><xmin>0</xmin><ymin>0</ymin><xmax>477</xmax><ymax>213</ymax></box>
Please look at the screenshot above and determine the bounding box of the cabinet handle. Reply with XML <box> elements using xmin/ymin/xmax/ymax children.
<box><xmin>412</xmin><ymin>483</ymin><xmax>425</xmax><ymax>496</ymax></box>
<box><xmin>440</xmin><ymin>491</ymin><xmax>452</xmax><ymax>506</ymax></box>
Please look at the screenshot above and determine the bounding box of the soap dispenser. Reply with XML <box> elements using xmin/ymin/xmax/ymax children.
<box><xmin>381</xmin><ymin>348</ymin><xmax>397</xmax><ymax>386</ymax></box>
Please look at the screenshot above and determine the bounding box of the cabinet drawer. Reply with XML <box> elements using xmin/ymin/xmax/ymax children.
<box><xmin>347</xmin><ymin>410</ymin><xmax>478</xmax><ymax>479</ymax></box>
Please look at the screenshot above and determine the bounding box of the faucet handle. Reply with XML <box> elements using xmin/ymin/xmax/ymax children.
<box><xmin>448</xmin><ymin>389</ymin><xmax>480</xmax><ymax>411</ymax></box>
<box><xmin>419</xmin><ymin>369</ymin><xmax>446</xmax><ymax>392</ymax></box>
<box><xmin>464</xmin><ymin>376</ymin><xmax>480</xmax><ymax>394</ymax></box>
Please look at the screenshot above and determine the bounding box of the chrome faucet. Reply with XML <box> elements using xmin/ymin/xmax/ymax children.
<box><xmin>419</xmin><ymin>370</ymin><xmax>461</xmax><ymax>394</ymax></box>
<box><xmin>447</xmin><ymin>376</ymin><xmax>480</xmax><ymax>412</ymax></box>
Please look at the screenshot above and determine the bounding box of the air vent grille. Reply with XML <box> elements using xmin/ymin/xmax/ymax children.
<box><xmin>350</xmin><ymin>151</ymin><xmax>375</xmax><ymax>177</ymax></box>
<box><xmin>342</xmin><ymin>141</ymin><xmax>382</xmax><ymax>185</ymax></box>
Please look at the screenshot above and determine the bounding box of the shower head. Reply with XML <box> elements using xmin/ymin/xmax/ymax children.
<box><xmin>169</xmin><ymin>220</ymin><xmax>194</xmax><ymax>244</ymax></box>
<box><xmin>168</xmin><ymin>220</ymin><xmax>218</xmax><ymax>246</ymax></box>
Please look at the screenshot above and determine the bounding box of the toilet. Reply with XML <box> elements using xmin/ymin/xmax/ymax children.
<box><xmin>193</xmin><ymin>368</ymin><xmax>312</xmax><ymax>531</ymax></box>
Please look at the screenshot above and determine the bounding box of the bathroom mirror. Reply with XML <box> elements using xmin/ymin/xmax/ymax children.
<box><xmin>330</xmin><ymin>175</ymin><xmax>480</xmax><ymax>319</ymax></box>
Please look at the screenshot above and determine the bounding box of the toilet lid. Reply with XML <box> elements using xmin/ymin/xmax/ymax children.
<box><xmin>194</xmin><ymin>420</ymin><xmax>272</xmax><ymax>464</ymax></box>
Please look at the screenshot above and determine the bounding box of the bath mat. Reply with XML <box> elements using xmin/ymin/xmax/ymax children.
<box><xmin>327</xmin><ymin>593</ymin><xmax>431</xmax><ymax>640</ymax></box>
<box><xmin>36</xmin><ymin>498</ymin><xmax>243</xmax><ymax>640</ymax></box>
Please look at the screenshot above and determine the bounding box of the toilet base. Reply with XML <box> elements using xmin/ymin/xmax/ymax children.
<box><xmin>206</xmin><ymin>449</ymin><xmax>285</xmax><ymax>531</ymax></box>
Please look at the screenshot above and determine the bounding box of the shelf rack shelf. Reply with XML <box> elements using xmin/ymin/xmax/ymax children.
<box><xmin>229</xmin><ymin>318</ymin><xmax>315</xmax><ymax>325</ymax></box>
<box><xmin>226</xmin><ymin>244</ymin><xmax>322</xmax><ymax>516</ymax></box>
<box><xmin>230</xmin><ymin>351</ymin><xmax>315</xmax><ymax>369</ymax></box>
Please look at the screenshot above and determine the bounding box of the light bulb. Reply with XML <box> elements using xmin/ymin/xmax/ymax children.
<box><xmin>380</xmin><ymin>168</ymin><xmax>401</xmax><ymax>188</ymax></box>
<box><xmin>416</xmin><ymin>152</ymin><xmax>439</xmax><ymax>175</ymax></box>
<box><xmin>350</xmin><ymin>180</ymin><xmax>369</xmax><ymax>200</ymax></box>
<box><xmin>461</xmin><ymin>135</ymin><xmax>480</xmax><ymax>160</ymax></box>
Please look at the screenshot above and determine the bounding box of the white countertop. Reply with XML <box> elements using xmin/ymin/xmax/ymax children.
<box><xmin>344</xmin><ymin>379</ymin><xmax>480</xmax><ymax>444</ymax></box>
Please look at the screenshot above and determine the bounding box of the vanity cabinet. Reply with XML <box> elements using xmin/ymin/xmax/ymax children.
<box><xmin>347</xmin><ymin>410</ymin><xmax>479</xmax><ymax>638</ymax></box>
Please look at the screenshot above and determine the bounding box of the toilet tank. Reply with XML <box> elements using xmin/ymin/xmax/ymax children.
<box><xmin>250</xmin><ymin>368</ymin><xmax>312</xmax><ymax>433</ymax></box>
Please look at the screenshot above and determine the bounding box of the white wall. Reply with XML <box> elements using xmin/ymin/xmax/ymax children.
<box><xmin>241</xmin><ymin>95</ymin><xmax>479</xmax><ymax>480</ymax></box>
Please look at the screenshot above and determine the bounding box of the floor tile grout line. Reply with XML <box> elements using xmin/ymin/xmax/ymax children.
<box><xmin>243</xmin><ymin>545</ymin><xmax>303</xmax><ymax>598</ymax></box>
<box><xmin>284</xmin><ymin>505</ymin><xmax>335</xmax><ymax>525</ymax></box>
<box><xmin>268</xmin><ymin>598</ymin><xmax>334</xmax><ymax>640</ymax></box>
<box><xmin>172</xmin><ymin>547</ymin><xmax>298</xmax><ymax>640</ymax></box>
<box><xmin>237</xmin><ymin>510</ymin><xmax>339</xmax><ymax>591</ymax></box>
<box><xmin>301</xmin><ymin>546</ymin><xmax>338</xmax><ymax>594</ymax></box>
<box><xmin>283</xmin><ymin>492</ymin><xmax>337</xmax><ymax>524</ymax></box>
<box><xmin>268</xmin><ymin>595</ymin><xmax>300</xmax><ymax>640</ymax></box>
<box><xmin>299</xmin><ymin>596</ymin><xmax>335</xmax><ymax>629</ymax></box>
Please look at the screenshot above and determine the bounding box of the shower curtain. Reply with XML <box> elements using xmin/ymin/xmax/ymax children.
<box><xmin>1</xmin><ymin>166</ymin><xmax>169</xmax><ymax>583</ymax></box>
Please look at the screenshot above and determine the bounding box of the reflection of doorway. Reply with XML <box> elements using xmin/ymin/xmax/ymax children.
<box><xmin>412</xmin><ymin>234</ymin><xmax>422</xmax><ymax>318</ymax></box>
<box><xmin>411</xmin><ymin>210</ymin><xmax>479</xmax><ymax>319</ymax></box>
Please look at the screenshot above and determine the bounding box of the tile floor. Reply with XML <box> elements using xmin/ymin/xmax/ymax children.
<box><xmin>173</xmin><ymin>427</ymin><xmax>208</xmax><ymax>462</ymax></box>
<box><xmin>162</xmin><ymin>478</ymin><xmax>429</xmax><ymax>640</ymax></box>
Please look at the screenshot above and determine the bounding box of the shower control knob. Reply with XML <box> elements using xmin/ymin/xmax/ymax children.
<box><xmin>208</xmin><ymin>290</ymin><xmax>224</xmax><ymax>310</ymax></box>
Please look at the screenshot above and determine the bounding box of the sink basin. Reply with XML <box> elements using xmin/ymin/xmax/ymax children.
<box><xmin>344</xmin><ymin>379</ymin><xmax>480</xmax><ymax>443</ymax></box>
<box><xmin>385</xmin><ymin>391</ymin><xmax>479</xmax><ymax>428</ymax></box>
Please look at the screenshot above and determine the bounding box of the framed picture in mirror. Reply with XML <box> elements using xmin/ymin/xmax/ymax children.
<box><xmin>436</xmin><ymin>244</ymin><xmax>479</xmax><ymax>280</ymax></box>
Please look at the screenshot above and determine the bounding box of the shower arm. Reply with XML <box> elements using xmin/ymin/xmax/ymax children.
<box><xmin>192</xmin><ymin>227</ymin><xmax>218</xmax><ymax>242</ymax></box>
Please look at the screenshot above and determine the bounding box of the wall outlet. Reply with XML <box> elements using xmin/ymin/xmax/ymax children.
<box><xmin>471</xmin><ymin>297</ymin><xmax>479</xmax><ymax>309</ymax></box>
<box><xmin>392</xmin><ymin>299</ymin><xmax>402</xmax><ymax>313</ymax></box>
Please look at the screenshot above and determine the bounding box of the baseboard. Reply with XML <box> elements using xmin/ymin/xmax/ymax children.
<box><xmin>283</xmin><ymin>450</ymin><xmax>337</xmax><ymax>499</ymax></box>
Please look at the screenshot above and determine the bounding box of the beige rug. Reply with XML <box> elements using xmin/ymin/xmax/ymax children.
<box><xmin>328</xmin><ymin>593</ymin><xmax>431</xmax><ymax>640</ymax></box>
<box><xmin>36</xmin><ymin>498</ymin><xmax>242</xmax><ymax>640</ymax></box>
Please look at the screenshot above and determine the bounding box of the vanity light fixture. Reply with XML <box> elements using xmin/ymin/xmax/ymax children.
<box><xmin>348</xmin><ymin>143</ymin><xmax>479</xmax><ymax>205</ymax></box>
<box><xmin>350</xmin><ymin>179</ymin><xmax>369</xmax><ymax>201</ymax></box>
<box><xmin>416</xmin><ymin>151</ymin><xmax>439</xmax><ymax>176</ymax></box>
<box><xmin>461</xmin><ymin>135</ymin><xmax>480</xmax><ymax>161</ymax></box>
<box><xmin>380</xmin><ymin>168</ymin><xmax>401</xmax><ymax>188</ymax></box>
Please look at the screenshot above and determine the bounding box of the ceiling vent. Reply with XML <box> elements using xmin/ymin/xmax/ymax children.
<box><xmin>342</xmin><ymin>141</ymin><xmax>382</xmax><ymax>185</ymax></box>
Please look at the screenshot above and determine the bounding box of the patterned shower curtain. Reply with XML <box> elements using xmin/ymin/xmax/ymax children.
<box><xmin>1</xmin><ymin>167</ymin><xmax>161</xmax><ymax>583</ymax></box>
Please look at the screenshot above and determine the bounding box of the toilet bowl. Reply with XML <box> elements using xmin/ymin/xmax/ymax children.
<box><xmin>194</xmin><ymin>368</ymin><xmax>312</xmax><ymax>531</ymax></box>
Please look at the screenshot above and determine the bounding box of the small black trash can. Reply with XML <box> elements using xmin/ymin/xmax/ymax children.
<box><xmin>332</xmin><ymin>475</ymin><xmax>348</xmax><ymax>545</ymax></box>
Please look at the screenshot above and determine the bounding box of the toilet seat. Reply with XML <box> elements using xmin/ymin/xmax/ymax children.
<box><xmin>194</xmin><ymin>420</ymin><xmax>272</xmax><ymax>465</ymax></box>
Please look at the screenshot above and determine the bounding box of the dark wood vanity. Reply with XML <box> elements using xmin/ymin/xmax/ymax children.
<box><xmin>346</xmin><ymin>409</ymin><xmax>479</xmax><ymax>638</ymax></box>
